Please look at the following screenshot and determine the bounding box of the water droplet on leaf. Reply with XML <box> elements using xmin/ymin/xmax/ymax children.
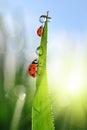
<box><xmin>39</xmin><ymin>16</ymin><xmax>46</xmax><ymax>23</ymax></box>
<box><xmin>36</xmin><ymin>46</ymin><xmax>43</xmax><ymax>56</ymax></box>
<box><xmin>39</xmin><ymin>15</ymin><xmax>52</xmax><ymax>23</ymax></box>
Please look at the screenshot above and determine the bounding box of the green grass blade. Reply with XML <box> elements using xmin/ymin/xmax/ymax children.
<box><xmin>32</xmin><ymin>19</ymin><xmax>55</xmax><ymax>130</ymax></box>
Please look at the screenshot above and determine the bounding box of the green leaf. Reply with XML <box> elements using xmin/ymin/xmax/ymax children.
<box><xmin>32</xmin><ymin>16</ymin><xmax>55</xmax><ymax>130</ymax></box>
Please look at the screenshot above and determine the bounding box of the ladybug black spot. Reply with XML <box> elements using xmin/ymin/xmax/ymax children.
<box><xmin>32</xmin><ymin>74</ymin><xmax>35</xmax><ymax>77</ymax></box>
<box><xmin>29</xmin><ymin>68</ymin><xmax>31</xmax><ymax>71</ymax></box>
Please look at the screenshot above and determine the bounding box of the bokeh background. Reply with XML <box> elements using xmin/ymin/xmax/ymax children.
<box><xmin>0</xmin><ymin>0</ymin><xmax>87</xmax><ymax>130</ymax></box>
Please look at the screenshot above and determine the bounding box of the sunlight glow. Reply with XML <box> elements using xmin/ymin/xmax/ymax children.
<box><xmin>48</xmin><ymin>60</ymin><xmax>86</xmax><ymax>127</ymax></box>
<box><xmin>47</xmin><ymin>32</ymin><xmax>87</xmax><ymax>127</ymax></box>
<box><xmin>48</xmin><ymin>57</ymin><xmax>85</xmax><ymax>109</ymax></box>
<box><xmin>66</xmin><ymin>66</ymin><xmax>84</xmax><ymax>97</ymax></box>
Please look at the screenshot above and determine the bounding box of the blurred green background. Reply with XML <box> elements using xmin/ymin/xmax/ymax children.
<box><xmin>0</xmin><ymin>14</ymin><xmax>34</xmax><ymax>130</ymax></box>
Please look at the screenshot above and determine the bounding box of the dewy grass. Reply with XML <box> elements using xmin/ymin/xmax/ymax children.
<box><xmin>32</xmin><ymin>13</ymin><xmax>55</xmax><ymax>130</ymax></box>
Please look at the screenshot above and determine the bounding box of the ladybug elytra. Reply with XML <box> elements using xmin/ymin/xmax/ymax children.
<box><xmin>28</xmin><ymin>59</ymin><xmax>38</xmax><ymax>78</ymax></box>
<box><xmin>37</xmin><ymin>26</ymin><xmax>43</xmax><ymax>37</ymax></box>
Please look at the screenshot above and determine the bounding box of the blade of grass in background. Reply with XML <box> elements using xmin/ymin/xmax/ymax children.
<box><xmin>32</xmin><ymin>12</ymin><xmax>55</xmax><ymax>130</ymax></box>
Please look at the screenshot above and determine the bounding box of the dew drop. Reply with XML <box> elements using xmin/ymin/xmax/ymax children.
<box><xmin>39</xmin><ymin>16</ymin><xmax>46</xmax><ymax>23</ymax></box>
<box><xmin>36</xmin><ymin>46</ymin><xmax>43</xmax><ymax>56</ymax></box>
<box><xmin>39</xmin><ymin>15</ymin><xmax>52</xmax><ymax>23</ymax></box>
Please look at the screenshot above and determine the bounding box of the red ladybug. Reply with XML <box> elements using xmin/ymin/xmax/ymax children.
<box><xmin>28</xmin><ymin>59</ymin><xmax>38</xmax><ymax>78</ymax></box>
<box><xmin>37</xmin><ymin>26</ymin><xmax>43</xmax><ymax>37</ymax></box>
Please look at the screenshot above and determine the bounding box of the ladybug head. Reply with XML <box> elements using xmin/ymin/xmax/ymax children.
<box><xmin>32</xmin><ymin>59</ymin><xmax>38</xmax><ymax>65</ymax></box>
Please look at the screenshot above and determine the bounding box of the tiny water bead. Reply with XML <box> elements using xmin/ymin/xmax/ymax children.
<box><xmin>37</xmin><ymin>67</ymin><xmax>42</xmax><ymax>76</ymax></box>
<box><xmin>39</xmin><ymin>15</ymin><xmax>52</xmax><ymax>23</ymax></box>
<box><xmin>36</xmin><ymin>46</ymin><xmax>43</xmax><ymax>56</ymax></box>
<box><xmin>39</xmin><ymin>15</ymin><xmax>46</xmax><ymax>23</ymax></box>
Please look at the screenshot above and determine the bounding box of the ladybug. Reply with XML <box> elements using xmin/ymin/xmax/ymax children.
<box><xmin>37</xmin><ymin>25</ymin><xmax>43</xmax><ymax>37</ymax></box>
<box><xmin>28</xmin><ymin>59</ymin><xmax>38</xmax><ymax>78</ymax></box>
